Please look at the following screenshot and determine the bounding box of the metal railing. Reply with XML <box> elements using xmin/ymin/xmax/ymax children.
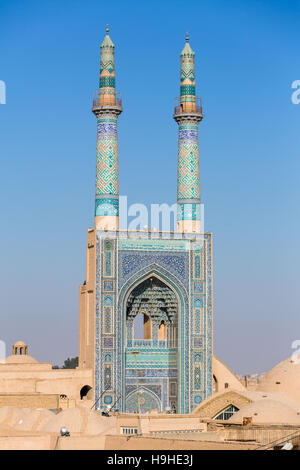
<box><xmin>92</xmin><ymin>90</ymin><xmax>122</xmax><ymax>110</ymax></box>
<box><xmin>174</xmin><ymin>96</ymin><xmax>203</xmax><ymax>116</ymax></box>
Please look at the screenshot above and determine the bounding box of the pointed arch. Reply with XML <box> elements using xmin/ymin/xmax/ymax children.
<box><xmin>158</xmin><ymin>320</ymin><xmax>166</xmax><ymax>340</ymax></box>
<box><xmin>117</xmin><ymin>262</ymin><xmax>190</xmax><ymax>414</ymax></box>
<box><xmin>125</xmin><ymin>386</ymin><xmax>162</xmax><ymax>414</ymax></box>
<box><xmin>120</xmin><ymin>262</ymin><xmax>188</xmax><ymax>309</ymax></box>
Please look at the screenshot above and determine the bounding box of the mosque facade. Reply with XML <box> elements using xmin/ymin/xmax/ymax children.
<box><xmin>78</xmin><ymin>28</ymin><xmax>213</xmax><ymax>414</ymax></box>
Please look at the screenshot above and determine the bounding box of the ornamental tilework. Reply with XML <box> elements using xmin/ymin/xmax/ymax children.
<box><xmin>96</xmin><ymin>116</ymin><xmax>119</xmax><ymax>196</ymax></box>
<box><xmin>194</xmin><ymin>308</ymin><xmax>204</xmax><ymax>334</ymax></box>
<box><xmin>126</xmin><ymin>388</ymin><xmax>161</xmax><ymax>414</ymax></box>
<box><xmin>194</xmin><ymin>255</ymin><xmax>201</xmax><ymax>278</ymax></box>
<box><xmin>177</xmin><ymin>121</ymin><xmax>200</xmax><ymax>203</ymax></box>
<box><xmin>91</xmin><ymin>35</ymin><xmax>213</xmax><ymax>415</ymax></box>
<box><xmin>99</xmin><ymin>33</ymin><xmax>115</xmax><ymax>91</ymax></box>
<box><xmin>194</xmin><ymin>297</ymin><xmax>204</xmax><ymax>308</ymax></box>
<box><xmin>194</xmin><ymin>366</ymin><xmax>203</xmax><ymax>390</ymax></box>
<box><xmin>103</xmin><ymin>280</ymin><xmax>113</xmax><ymax>291</ymax></box>
<box><xmin>193</xmin><ymin>337</ymin><xmax>203</xmax><ymax>349</ymax></box>
<box><xmin>94</xmin><ymin>33</ymin><xmax>121</xmax><ymax>222</ymax></box>
<box><xmin>104</xmin><ymin>365</ymin><xmax>112</xmax><ymax>390</ymax></box>
<box><xmin>104</xmin><ymin>252</ymin><xmax>112</xmax><ymax>277</ymax></box>
<box><xmin>94</xmin><ymin>231</ymin><xmax>212</xmax><ymax>414</ymax></box>
<box><xmin>120</xmin><ymin>252</ymin><xmax>186</xmax><ymax>280</ymax></box>
<box><xmin>104</xmin><ymin>353</ymin><xmax>112</xmax><ymax>362</ymax></box>
<box><xmin>194</xmin><ymin>395</ymin><xmax>202</xmax><ymax>404</ymax></box>
<box><xmin>126</xmin><ymin>368</ymin><xmax>177</xmax><ymax>377</ymax></box>
<box><xmin>194</xmin><ymin>281</ymin><xmax>204</xmax><ymax>293</ymax></box>
<box><xmin>95</xmin><ymin>231</ymin><xmax>212</xmax><ymax>413</ymax></box>
<box><xmin>104</xmin><ymin>395</ymin><xmax>113</xmax><ymax>404</ymax></box>
<box><xmin>103</xmin><ymin>295</ymin><xmax>113</xmax><ymax>306</ymax></box>
<box><xmin>103</xmin><ymin>337</ymin><xmax>113</xmax><ymax>348</ymax></box>
<box><xmin>104</xmin><ymin>307</ymin><xmax>112</xmax><ymax>333</ymax></box>
<box><xmin>100</xmin><ymin>48</ymin><xmax>114</xmax><ymax>75</ymax></box>
<box><xmin>95</xmin><ymin>198</ymin><xmax>119</xmax><ymax>217</ymax></box>
<box><xmin>177</xmin><ymin>203</ymin><xmax>200</xmax><ymax>221</ymax></box>
<box><xmin>180</xmin><ymin>52</ymin><xmax>196</xmax><ymax>105</ymax></box>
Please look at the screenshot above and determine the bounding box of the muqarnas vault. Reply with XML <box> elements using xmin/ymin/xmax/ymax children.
<box><xmin>79</xmin><ymin>28</ymin><xmax>213</xmax><ymax>414</ymax></box>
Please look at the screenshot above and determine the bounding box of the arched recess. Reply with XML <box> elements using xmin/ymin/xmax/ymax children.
<box><xmin>213</xmin><ymin>374</ymin><xmax>218</xmax><ymax>393</ymax></box>
<box><xmin>125</xmin><ymin>387</ymin><xmax>161</xmax><ymax>414</ymax></box>
<box><xmin>158</xmin><ymin>320</ymin><xmax>166</xmax><ymax>340</ymax></box>
<box><xmin>80</xmin><ymin>385</ymin><xmax>93</xmax><ymax>400</ymax></box>
<box><xmin>117</xmin><ymin>263</ymin><xmax>189</xmax><ymax>414</ymax></box>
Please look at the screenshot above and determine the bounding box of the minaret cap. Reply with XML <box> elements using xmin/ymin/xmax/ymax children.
<box><xmin>101</xmin><ymin>24</ymin><xmax>114</xmax><ymax>48</ymax></box>
<box><xmin>181</xmin><ymin>32</ymin><xmax>194</xmax><ymax>56</ymax></box>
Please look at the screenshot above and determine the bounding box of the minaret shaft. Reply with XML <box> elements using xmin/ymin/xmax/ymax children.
<box><xmin>93</xmin><ymin>27</ymin><xmax>122</xmax><ymax>231</ymax></box>
<box><xmin>174</xmin><ymin>35</ymin><xmax>203</xmax><ymax>233</ymax></box>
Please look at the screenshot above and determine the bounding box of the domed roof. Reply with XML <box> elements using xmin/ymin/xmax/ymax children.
<box><xmin>5</xmin><ymin>355</ymin><xmax>38</xmax><ymax>364</ymax></box>
<box><xmin>257</xmin><ymin>357</ymin><xmax>300</xmax><ymax>404</ymax></box>
<box><xmin>228</xmin><ymin>398</ymin><xmax>300</xmax><ymax>425</ymax></box>
<box><xmin>41</xmin><ymin>406</ymin><xmax>117</xmax><ymax>436</ymax></box>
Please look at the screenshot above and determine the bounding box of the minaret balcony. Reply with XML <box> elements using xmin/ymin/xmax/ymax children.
<box><xmin>173</xmin><ymin>96</ymin><xmax>203</xmax><ymax>121</ymax></box>
<box><xmin>92</xmin><ymin>90</ymin><xmax>122</xmax><ymax>114</ymax></box>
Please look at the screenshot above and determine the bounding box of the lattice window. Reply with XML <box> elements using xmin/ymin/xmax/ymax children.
<box><xmin>213</xmin><ymin>405</ymin><xmax>239</xmax><ymax>421</ymax></box>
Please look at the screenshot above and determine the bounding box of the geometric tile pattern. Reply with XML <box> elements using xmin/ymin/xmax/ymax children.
<box><xmin>177</xmin><ymin>202</ymin><xmax>200</xmax><ymax>221</ymax></box>
<box><xmin>176</xmin><ymin>39</ymin><xmax>201</xmax><ymax>223</ymax></box>
<box><xmin>92</xmin><ymin>37</ymin><xmax>212</xmax><ymax>415</ymax></box>
<box><xmin>94</xmin><ymin>231</ymin><xmax>213</xmax><ymax>414</ymax></box>
<box><xmin>177</xmin><ymin>120</ymin><xmax>200</xmax><ymax>201</ymax></box>
<box><xmin>126</xmin><ymin>388</ymin><xmax>161</xmax><ymax>414</ymax></box>
<box><xmin>121</xmin><ymin>253</ymin><xmax>186</xmax><ymax>279</ymax></box>
<box><xmin>96</xmin><ymin>115</ymin><xmax>119</xmax><ymax>196</ymax></box>
<box><xmin>94</xmin><ymin>28</ymin><xmax>121</xmax><ymax>220</ymax></box>
<box><xmin>99</xmin><ymin>32</ymin><xmax>115</xmax><ymax>96</ymax></box>
<box><xmin>95</xmin><ymin>197</ymin><xmax>119</xmax><ymax>217</ymax></box>
<box><xmin>180</xmin><ymin>44</ymin><xmax>195</xmax><ymax>105</ymax></box>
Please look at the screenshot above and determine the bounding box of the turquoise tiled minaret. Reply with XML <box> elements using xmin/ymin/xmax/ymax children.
<box><xmin>92</xmin><ymin>26</ymin><xmax>122</xmax><ymax>231</ymax></box>
<box><xmin>174</xmin><ymin>33</ymin><xmax>203</xmax><ymax>233</ymax></box>
<box><xmin>80</xmin><ymin>31</ymin><xmax>213</xmax><ymax>415</ymax></box>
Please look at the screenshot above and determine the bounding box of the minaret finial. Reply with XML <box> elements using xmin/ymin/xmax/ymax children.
<box><xmin>106</xmin><ymin>24</ymin><xmax>109</xmax><ymax>34</ymax></box>
<box><xmin>186</xmin><ymin>31</ymin><xmax>189</xmax><ymax>42</ymax></box>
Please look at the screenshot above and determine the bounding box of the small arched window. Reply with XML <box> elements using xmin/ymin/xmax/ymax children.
<box><xmin>158</xmin><ymin>320</ymin><xmax>166</xmax><ymax>340</ymax></box>
<box><xmin>213</xmin><ymin>375</ymin><xmax>218</xmax><ymax>393</ymax></box>
<box><xmin>80</xmin><ymin>385</ymin><xmax>92</xmax><ymax>400</ymax></box>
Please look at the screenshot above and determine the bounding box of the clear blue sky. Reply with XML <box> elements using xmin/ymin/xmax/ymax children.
<box><xmin>0</xmin><ymin>0</ymin><xmax>299</xmax><ymax>373</ymax></box>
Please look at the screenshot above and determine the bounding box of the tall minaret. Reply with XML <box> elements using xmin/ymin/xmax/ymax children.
<box><xmin>174</xmin><ymin>33</ymin><xmax>203</xmax><ymax>233</ymax></box>
<box><xmin>92</xmin><ymin>26</ymin><xmax>122</xmax><ymax>231</ymax></box>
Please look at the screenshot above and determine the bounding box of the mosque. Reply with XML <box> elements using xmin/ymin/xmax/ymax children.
<box><xmin>78</xmin><ymin>26</ymin><xmax>212</xmax><ymax>415</ymax></box>
<box><xmin>0</xmin><ymin>29</ymin><xmax>299</xmax><ymax>449</ymax></box>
